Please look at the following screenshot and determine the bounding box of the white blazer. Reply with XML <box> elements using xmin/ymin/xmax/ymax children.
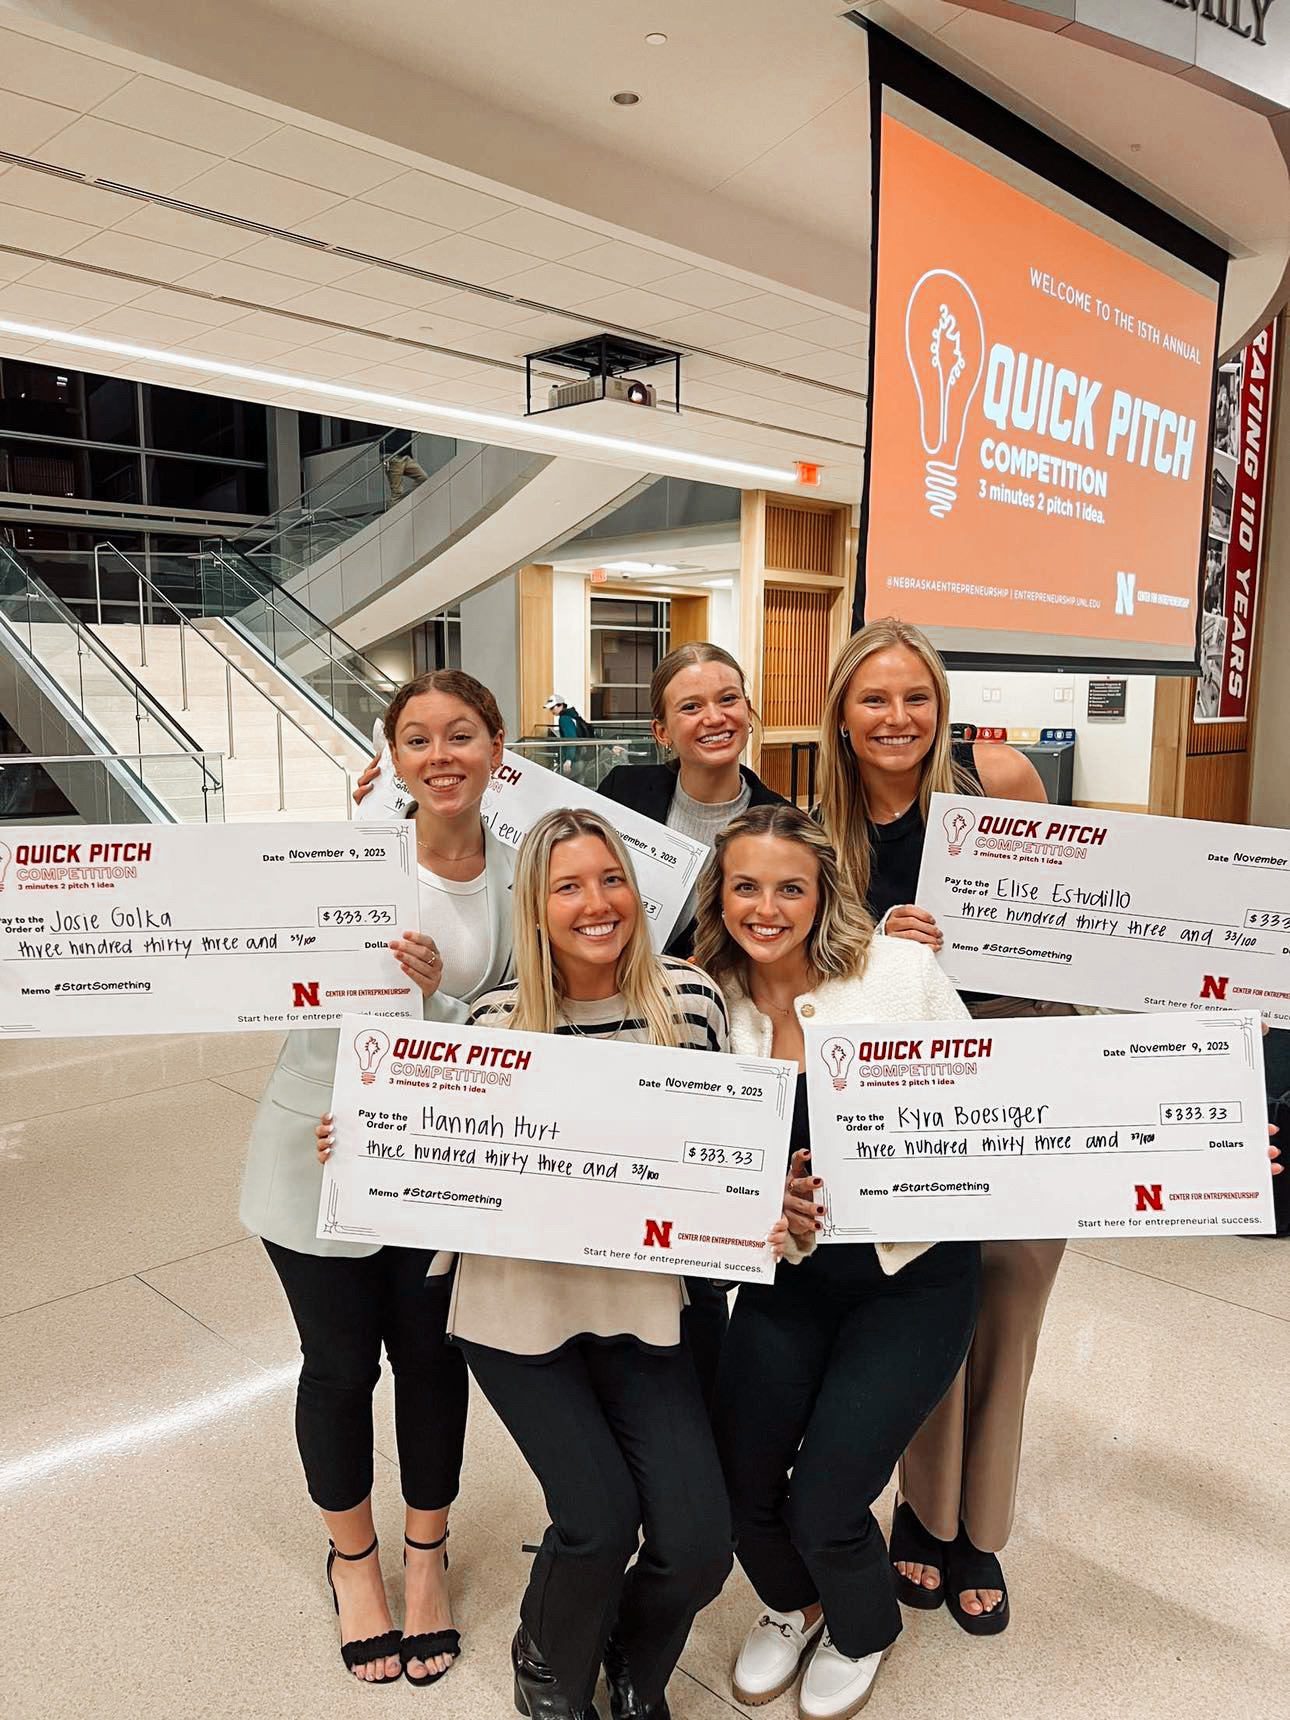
<box><xmin>727</xmin><ymin>934</ymin><xmax>970</xmax><ymax>1276</ymax></box>
<box><xmin>239</xmin><ymin>829</ymin><xmax>516</xmax><ymax>1258</ymax></box>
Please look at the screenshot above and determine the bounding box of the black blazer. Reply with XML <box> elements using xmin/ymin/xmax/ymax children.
<box><xmin>597</xmin><ymin>760</ymin><xmax>787</xmax><ymax>958</ymax></box>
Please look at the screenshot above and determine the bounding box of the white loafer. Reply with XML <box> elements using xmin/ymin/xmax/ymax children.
<box><xmin>732</xmin><ymin>1607</ymin><xmax>825</xmax><ymax>1706</ymax></box>
<box><xmin>798</xmin><ymin>1630</ymin><xmax>887</xmax><ymax>1720</ymax></box>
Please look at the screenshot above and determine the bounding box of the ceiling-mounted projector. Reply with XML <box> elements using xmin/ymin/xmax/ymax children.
<box><xmin>525</xmin><ymin>332</ymin><xmax>682</xmax><ymax>420</ymax></box>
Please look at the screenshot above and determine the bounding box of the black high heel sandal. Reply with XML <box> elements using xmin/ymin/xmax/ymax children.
<box><xmin>400</xmin><ymin>1530</ymin><xmax>462</xmax><ymax>1687</ymax></box>
<box><xmin>944</xmin><ymin>1525</ymin><xmax>1011</xmax><ymax>1636</ymax></box>
<box><xmin>888</xmin><ymin>1500</ymin><xmax>948</xmax><ymax>1610</ymax></box>
<box><xmin>325</xmin><ymin>1536</ymin><xmax>403</xmax><ymax>1682</ymax></box>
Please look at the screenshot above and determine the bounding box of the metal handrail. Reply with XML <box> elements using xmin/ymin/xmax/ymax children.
<box><xmin>234</xmin><ymin>432</ymin><xmax>413</xmax><ymax>555</ymax></box>
<box><xmin>0</xmin><ymin>544</ymin><xmax>221</xmax><ymax>801</ymax></box>
<box><xmin>0</xmin><ymin>751</ymin><xmax>227</xmax><ymax>824</ymax></box>
<box><xmin>93</xmin><ymin>543</ymin><xmax>355</xmax><ymax>819</ymax></box>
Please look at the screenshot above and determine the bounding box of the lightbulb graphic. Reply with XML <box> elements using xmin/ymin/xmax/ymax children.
<box><xmin>905</xmin><ymin>270</ymin><xmax>985</xmax><ymax>519</ymax></box>
<box><xmin>355</xmin><ymin>1028</ymin><xmax>392</xmax><ymax>1085</ymax></box>
<box><xmin>820</xmin><ymin>1036</ymin><xmax>855</xmax><ymax>1093</ymax></box>
<box><xmin>942</xmin><ymin>806</ymin><xmax>975</xmax><ymax>857</ymax></box>
<box><xmin>0</xmin><ymin>841</ymin><xmax>10</xmax><ymax>892</ymax></box>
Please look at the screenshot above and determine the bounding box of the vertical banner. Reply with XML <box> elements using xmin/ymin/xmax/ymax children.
<box><xmin>1194</xmin><ymin>321</ymin><xmax>1277</xmax><ymax>722</ymax></box>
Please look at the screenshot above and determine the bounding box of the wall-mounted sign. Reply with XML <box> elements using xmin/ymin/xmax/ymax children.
<box><xmin>1087</xmin><ymin>678</ymin><xmax>1128</xmax><ymax>721</ymax></box>
<box><xmin>1194</xmin><ymin>320</ymin><xmax>1276</xmax><ymax>722</ymax></box>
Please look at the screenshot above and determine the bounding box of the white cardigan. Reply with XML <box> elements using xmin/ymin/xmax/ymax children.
<box><xmin>727</xmin><ymin>935</ymin><xmax>970</xmax><ymax>1276</ymax></box>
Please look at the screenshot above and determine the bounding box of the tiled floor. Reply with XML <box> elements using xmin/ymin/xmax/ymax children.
<box><xmin>2</xmin><ymin>1032</ymin><xmax>1286</xmax><ymax>1719</ymax></box>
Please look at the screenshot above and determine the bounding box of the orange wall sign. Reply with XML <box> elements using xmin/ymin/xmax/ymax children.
<box><xmin>865</xmin><ymin>113</ymin><xmax>1221</xmax><ymax>652</ymax></box>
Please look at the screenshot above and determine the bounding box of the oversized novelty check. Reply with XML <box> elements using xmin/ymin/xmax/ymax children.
<box><xmin>319</xmin><ymin>1015</ymin><xmax>795</xmax><ymax>1280</ymax></box>
<box><xmin>805</xmin><ymin>1012</ymin><xmax>1273</xmax><ymax>1241</ymax></box>
<box><xmin>920</xmin><ymin>794</ymin><xmax>1290</xmax><ymax>1025</ymax></box>
<box><xmin>0</xmin><ymin>822</ymin><xmax>419</xmax><ymax>1038</ymax></box>
<box><xmin>358</xmin><ymin>737</ymin><xmax>708</xmax><ymax>951</ymax></box>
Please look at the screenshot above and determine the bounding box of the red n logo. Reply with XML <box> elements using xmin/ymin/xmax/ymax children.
<box><xmin>642</xmin><ymin>1219</ymin><xmax>673</xmax><ymax>1249</ymax></box>
<box><xmin>1200</xmin><ymin>975</ymin><xmax>1230</xmax><ymax>1001</ymax></box>
<box><xmin>1134</xmin><ymin>1184</ymin><xmax>1163</xmax><ymax>1213</ymax></box>
<box><xmin>292</xmin><ymin>981</ymin><xmax>321</xmax><ymax>1009</ymax></box>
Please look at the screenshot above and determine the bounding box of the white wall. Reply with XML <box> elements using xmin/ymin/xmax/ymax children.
<box><xmin>459</xmin><ymin>574</ymin><xmax>519</xmax><ymax>741</ymax></box>
<box><xmin>702</xmin><ymin>577</ymin><xmax>738</xmax><ymax>659</ymax></box>
<box><xmin>947</xmin><ymin>668</ymin><xmax>1155</xmax><ymax>808</ymax></box>
<box><xmin>551</xmin><ymin>570</ymin><xmax>588</xmax><ymax>715</ymax></box>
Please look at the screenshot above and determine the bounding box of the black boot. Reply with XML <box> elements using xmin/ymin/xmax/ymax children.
<box><xmin>512</xmin><ymin>1626</ymin><xmax>601</xmax><ymax>1720</ymax></box>
<box><xmin>603</xmin><ymin>1638</ymin><xmax>671</xmax><ymax>1720</ymax></box>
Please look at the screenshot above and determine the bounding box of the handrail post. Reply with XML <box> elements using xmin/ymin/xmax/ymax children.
<box><xmin>179</xmin><ymin>620</ymin><xmax>189</xmax><ymax>711</ymax></box>
<box><xmin>345</xmin><ymin>768</ymin><xmax>354</xmax><ymax>821</ymax></box>
<box><xmin>226</xmin><ymin>661</ymin><xmax>236</xmax><ymax>759</ymax></box>
<box><xmin>138</xmin><ymin>568</ymin><xmax>147</xmax><ymax>668</ymax></box>
<box><xmin>276</xmin><ymin>710</ymin><xmax>286</xmax><ymax>812</ymax></box>
<box><xmin>93</xmin><ymin>544</ymin><xmax>103</xmax><ymax>626</ymax></box>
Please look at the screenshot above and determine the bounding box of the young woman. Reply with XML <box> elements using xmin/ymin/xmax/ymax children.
<box><xmin>598</xmin><ymin>641</ymin><xmax>785</xmax><ymax>1405</ymax></box>
<box><xmin>445</xmin><ymin>807</ymin><xmax>768</xmax><ymax>1720</ymax></box>
<box><xmin>597</xmin><ymin>642</ymin><xmax>786</xmax><ymax>961</ymax></box>
<box><xmin>243</xmin><ymin>669</ymin><xmax>515</xmax><ymax>1684</ymax></box>
<box><xmin>695</xmin><ymin>804</ymin><xmax>981</xmax><ymax>1719</ymax></box>
<box><xmin>816</xmin><ymin>616</ymin><xmax>1067</xmax><ymax>1633</ymax></box>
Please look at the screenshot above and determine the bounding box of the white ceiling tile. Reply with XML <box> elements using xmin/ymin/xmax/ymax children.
<box><xmin>279</xmin><ymin>283</ymin><xmax>403</xmax><ymax>328</ymax></box>
<box><xmin>572</xmin><ymin>286</ymin><xmax>690</xmax><ymax>329</ymax></box>
<box><xmin>177</xmin><ymin>258</ymin><xmax>313</xmax><ymax>309</ymax></box>
<box><xmin>431</xmin><ymin>378</ymin><xmax>511</xmax><ymax>406</ymax></box>
<box><xmin>782</xmin><ymin>313</ymin><xmax>870</xmax><ymax>347</ymax></box>
<box><xmin>88</xmin><ymin>76</ymin><xmax>280</xmax><ymax>155</ymax></box>
<box><xmin>174</xmin><ymin>161</ymin><xmax>342</xmax><ymax>227</ymax></box>
<box><xmin>393</xmin><ymin>349</ymin><xmax>487</xmax><ymax>380</ymax></box>
<box><xmin>327</xmin><ymin>264</ymin><xmax>457</xmax><ymax>310</ymax></box>
<box><xmin>718</xmin><ymin>332</ymin><xmax>820</xmax><ymax>364</ymax></box>
<box><xmin>789</xmin><ymin>352</ymin><xmax>869</xmax><ymax>385</ymax></box>
<box><xmin>0</xmin><ymin>253</ymin><xmax>38</xmax><ymax>285</ymax></box>
<box><xmin>295</xmin><ymin>200</ymin><xmax>451</xmax><ymax>260</ymax></box>
<box><xmin>425</xmin><ymin>291</ymin><xmax>535</xmax><ymax>330</ymax></box>
<box><xmin>270</xmin><ymin>343</ymin><xmax>371</xmax><ymax>378</ymax></box>
<box><xmin>0</xmin><ymin>282</ymin><xmax>118</xmax><ymax>328</ymax></box>
<box><xmin>718</xmin><ymin>292</ymin><xmax>827</xmax><ymax>331</ymax></box>
<box><xmin>349</xmin><ymin>361</ymin><xmax>451</xmax><ymax>392</ymax></box>
<box><xmin>397</xmin><ymin>233</ymin><xmax>532</xmax><ymax>285</ymax></box>
<box><xmin>64</xmin><ymin>230</ymin><xmax>213</xmax><ymax>283</ymax></box>
<box><xmin>648</xmin><ymin>269</ymin><xmax>760</xmax><ymax>310</ymax></box>
<box><xmin>650</xmin><ymin>309</ymin><xmax>759</xmax><ymax>347</ymax></box>
<box><xmin>127</xmin><ymin>287</ymin><xmax>250</xmax><ymax>327</ymax></box>
<box><xmin>559</xmin><ymin>241</ymin><xmax>688</xmax><ymax>287</ymax></box>
<box><xmin>308</xmin><ymin>331</ymin><xmax>404</xmax><ymax>363</ymax></box>
<box><xmin>227</xmin><ymin>235</ymin><xmax>365</xmax><ymax>285</ymax></box>
<box><xmin>506</xmin><ymin>313</ymin><xmax>596</xmax><ymax>347</ymax></box>
<box><xmin>0</xmin><ymin>167</ymin><xmax>130</xmax><ymax>228</ymax></box>
<box><xmin>15</xmin><ymin>260</ymin><xmax>146</xmax><ymax>305</ymax></box>
<box><xmin>0</xmin><ymin>91</ymin><xmax>79</xmax><ymax>156</ymax></box>
<box><xmin>464</xmin><ymin>208</ymin><xmax>600</xmax><ymax>259</ymax></box>
<box><xmin>492</xmin><ymin>261</ymin><xmax>614</xmax><ymax>308</ymax></box>
<box><xmin>107</xmin><ymin>204</ymin><xmax>252</xmax><ymax>257</ymax></box>
<box><xmin>236</xmin><ymin>127</ymin><xmax>403</xmax><ymax>198</ymax></box>
<box><xmin>35</xmin><ymin>116</ymin><xmax>222</xmax><ymax>194</ymax></box>
<box><xmin>361</xmin><ymin>172</ymin><xmax>515</xmax><ymax>231</ymax></box>
<box><xmin>192</xmin><ymin>327</ymin><xmax>304</xmax><ymax>364</ymax></box>
<box><xmin>86</xmin><ymin>303</ymin><xmax>219</xmax><ymax>348</ymax></box>
<box><xmin>0</xmin><ymin>28</ymin><xmax>134</xmax><ymax>108</ymax></box>
<box><xmin>366</xmin><ymin>309</ymin><xmax>496</xmax><ymax>347</ymax></box>
<box><xmin>0</xmin><ymin>206</ymin><xmax>98</xmax><ymax>258</ymax></box>
<box><xmin>216</xmin><ymin>309</ymin><xmax>328</xmax><ymax>344</ymax></box>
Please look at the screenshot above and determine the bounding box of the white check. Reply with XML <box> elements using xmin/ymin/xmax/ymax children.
<box><xmin>806</xmin><ymin>1013</ymin><xmax>1274</xmax><ymax>1241</ymax></box>
<box><xmin>358</xmin><ymin>738</ymin><xmax>708</xmax><ymax>951</ymax></box>
<box><xmin>921</xmin><ymin>794</ymin><xmax>1290</xmax><ymax>1024</ymax></box>
<box><xmin>0</xmin><ymin>822</ymin><xmax>420</xmax><ymax>1038</ymax></box>
<box><xmin>319</xmin><ymin>1015</ymin><xmax>795</xmax><ymax>1280</ymax></box>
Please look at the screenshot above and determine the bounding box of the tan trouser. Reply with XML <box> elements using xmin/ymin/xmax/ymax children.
<box><xmin>898</xmin><ymin>994</ymin><xmax>1072</xmax><ymax>1553</ymax></box>
<box><xmin>384</xmin><ymin>454</ymin><xmax>427</xmax><ymax>498</ymax></box>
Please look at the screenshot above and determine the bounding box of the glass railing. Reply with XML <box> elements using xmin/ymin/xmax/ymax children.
<box><xmin>0</xmin><ymin>752</ymin><xmax>225</xmax><ymax>824</ymax></box>
<box><xmin>0</xmin><ymin>544</ymin><xmax>225</xmax><ymax>821</ymax></box>
<box><xmin>222</xmin><ymin>430</ymin><xmax>460</xmax><ymax>586</ymax></box>
<box><xmin>510</xmin><ymin>735</ymin><xmax>667</xmax><ymax>791</ymax></box>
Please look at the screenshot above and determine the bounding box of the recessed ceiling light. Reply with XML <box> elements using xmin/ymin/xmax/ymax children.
<box><xmin>611</xmin><ymin>90</ymin><xmax>640</xmax><ymax>105</ymax></box>
<box><xmin>645</xmin><ymin>32</ymin><xmax>668</xmax><ymax>45</ymax></box>
<box><xmin>0</xmin><ymin>316</ymin><xmax>805</xmax><ymax>488</ymax></box>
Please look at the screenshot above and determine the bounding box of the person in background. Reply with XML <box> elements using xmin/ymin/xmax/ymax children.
<box><xmin>446</xmin><ymin>807</ymin><xmax>776</xmax><ymax>1720</ymax></box>
<box><xmin>381</xmin><ymin>429</ymin><xmax>429</xmax><ymax>500</ymax></box>
<box><xmin>544</xmin><ymin>693</ymin><xmax>591</xmax><ymax>777</ymax></box>
<box><xmin>695</xmin><ymin>804</ymin><xmax>980</xmax><ymax>1719</ymax></box>
<box><xmin>815</xmin><ymin>615</ymin><xmax>1071</xmax><ymax>1637</ymax></box>
<box><xmin>246</xmin><ymin>669</ymin><xmax>513</xmax><ymax>1685</ymax></box>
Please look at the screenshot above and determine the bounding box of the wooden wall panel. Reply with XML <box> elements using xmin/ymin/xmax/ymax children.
<box><xmin>517</xmin><ymin>563</ymin><xmax>553</xmax><ymax>738</ymax></box>
<box><xmin>1182</xmin><ymin>751</ymin><xmax>1250</xmax><ymax>822</ymax></box>
<box><xmin>765</xmin><ymin>500</ymin><xmax>835</xmax><ymax>575</ymax></box>
<box><xmin>668</xmin><ymin>593</ymin><xmax>710</xmax><ymax>650</ymax></box>
<box><xmin>762</xmin><ymin>586</ymin><xmax>833</xmax><ymax>729</ymax></box>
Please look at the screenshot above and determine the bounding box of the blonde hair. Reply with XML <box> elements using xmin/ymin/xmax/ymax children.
<box><xmin>691</xmin><ymin>804</ymin><xmax>874</xmax><ymax>996</ymax></box>
<box><xmin>817</xmin><ymin>618</ymin><xmax>978</xmax><ymax>907</ymax></box>
<box><xmin>507</xmin><ymin>807</ymin><xmax>688</xmax><ymax>1045</ymax></box>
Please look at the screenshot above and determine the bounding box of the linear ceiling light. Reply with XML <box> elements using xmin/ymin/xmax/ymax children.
<box><xmin>0</xmin><ymin>318</ymin><xmax>807</xmax><ymax>487</ymax></box>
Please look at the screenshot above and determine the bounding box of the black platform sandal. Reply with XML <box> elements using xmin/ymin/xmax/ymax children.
<box><xmin>325</xmin><ymin>1536</ymin><xmax>403</xmax><ymax>1682</ymax></box>
<box><xmin>944</xmin><ymin>1525</ymin><xmax>1011</xmax><ymax>1636</ymax></box>
<box><xmin>400</xmin><ymin>1531</ymin><xmax>462</xmax><ymax>1687</ymax></box>
<box><xmin>889</xmin><ymin>1499</ymin><xmax>947</xmax><ymax>1610</ymax></box>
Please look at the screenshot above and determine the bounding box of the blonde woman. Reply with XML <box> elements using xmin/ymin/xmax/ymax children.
<box><xmin>694</xmin><ymin>805</ymin><xmax>980</xmax><ymax>1719</ymax></box>
<box><xmin>817</xmin><ymin>617</ymin><xmax>1069</xmax><ymax>1636</ymax></box>
<box><xmin>449</xmin><ymin>808</ymin><xmax>774</xmax><ymax>1720</ymax></box>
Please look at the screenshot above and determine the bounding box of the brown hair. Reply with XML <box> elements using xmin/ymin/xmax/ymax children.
<box><xmin>817</xmin><ymin>618</ymin><xmax>977</xmax><ymax>907</ymax></box>
<box><xmin>691</xmin><ymin>803</ymin><xmax>874</xmax><ymax>995</ymax></box>
<box><xmin>649</xmin><ymin>642</ymin><xmax>755</xmax><ymax>732</ymax></box>
<box><xmin>383</xmin><ymin>670</ymin><xmax>504</xmax><ymax>749</ymax></box>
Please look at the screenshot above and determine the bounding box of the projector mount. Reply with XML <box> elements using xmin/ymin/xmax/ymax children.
<box><xmin>524</xmin><ymin>333</ymin><xmax>682</xmax><ymax>417</ymax></box>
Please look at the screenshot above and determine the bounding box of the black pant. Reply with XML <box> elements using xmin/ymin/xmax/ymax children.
<box><xmin>713</xmin><ymin>1242</ymin><xmax>980</xmax><ymax>1658</ymax></box>
<box><xmin>264</xmin><ymin>1240</ymin><xmax>468</xmax><ymax>1514</ymax></box>
<box><xmin>463</xmin><ymin>1337</ymin><xmax>733</xmax><ymax>1709</ymax></box>
<box><xmin>681</xmin><ymin>1276</ymin><xmax>729</xmax><ymax>1411</ymax></box>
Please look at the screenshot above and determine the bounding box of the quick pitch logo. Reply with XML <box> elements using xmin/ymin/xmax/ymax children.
<box><xmin>905</xmin><ymin>270</ymin><xmax>985</xmax><ymax>519</ymax></box>
<box><xmin>355</xmin><ymin>1027</ymin><xmax>392</xmax><ymax>1085</ymax></box>
<box><xmin>4</xmin><ymin>838</ymin><xmax>153</xmax><ymax>886</ymax></box>
<box><xmin>941</xmin><ymin>806</ymin><xmax>976</xmax><ymax>855</ymax></box>
<box><xmin>0</xmin><ymin>841</ymin><xmax>10</xmax><ymax>891</ymax></box>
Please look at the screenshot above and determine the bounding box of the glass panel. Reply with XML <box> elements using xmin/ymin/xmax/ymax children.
<box><xmin>85</xmin><ymin>376</ymin><xmax>138</xmax><ymax>445</ymax></box>
<box><xmin>0</xmin><ymin>753</ymin><xmax>225</xmax><ymax>824</ymax></box>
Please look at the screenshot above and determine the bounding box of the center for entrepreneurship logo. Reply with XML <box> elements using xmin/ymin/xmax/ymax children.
<box><xmin>905</xmin><ymin>269</ymin><xmax>985</xmax><ymax>519</ymax></box>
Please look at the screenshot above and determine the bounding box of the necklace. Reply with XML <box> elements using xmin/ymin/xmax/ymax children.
<box><xmin>750</xmin><ymin>987</ymin><xmax>797</xmax><ymax>1019</ymax></box>
<box><xmin>417</xmin><ymin>836</ymin><xmax>484</xmax><ymax>863</ymax></box>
